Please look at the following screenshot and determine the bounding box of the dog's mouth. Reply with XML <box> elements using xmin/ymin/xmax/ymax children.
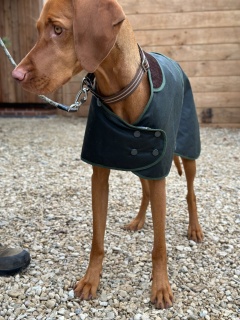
<box><xmin>23</xmin><ymin>75</ymin><xmax>52</xmax><ymax>94</ymax></box>
<box><xmin>12</xmin><ymin>66</ymin><xmax>74</xmax><ymax>95</ymax></box>
<box><xmin>12</xmin><ymin>68</ymin><xmax>55</xmax><ymax>94</ymax></box>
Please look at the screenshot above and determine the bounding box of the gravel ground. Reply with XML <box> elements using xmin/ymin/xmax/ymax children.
<box><xmin>0</xmin><ymin>117</ymin><xmax>239</xmax><ymax>320</ymax></box>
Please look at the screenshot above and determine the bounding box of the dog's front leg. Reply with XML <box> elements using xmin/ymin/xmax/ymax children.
<box><xmin>149</xmin><ymin>178</ymin><xmax>173</xmax><ymax>309</ymax></box>
<box><xmin>74</xmin><ymin>166</ymin><xmax>110</xmax><ymax>300</ymax></box>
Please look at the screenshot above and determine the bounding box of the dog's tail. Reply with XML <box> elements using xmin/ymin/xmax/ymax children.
<box><xmin>173</xmin><ymin>156</ymin><xmax>182</xmax><ymax>176</ymax></box>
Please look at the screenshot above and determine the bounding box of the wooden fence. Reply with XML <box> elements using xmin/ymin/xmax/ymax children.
<box><xmin>0</xmin><ymin>0</ymin><xmax>240</xmax><ymax>126</ymax></box>
<box><xmin>0</xmin><ymin>0</ymin><xmax>62</xmax><ymax>116</ymax></box>
<box><xmin>0</xmin><ymin>0</ymin><xmax>45</xmax><ymax>103</ymax></box>
<box><xmin>121</xmin><ymin>0</ymin><xmax>240</xmax><ymax>127</ymax></box>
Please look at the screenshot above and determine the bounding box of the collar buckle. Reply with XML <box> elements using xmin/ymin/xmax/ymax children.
<box><xmin>142</xmin><ymin>56</ymin><xmax>150</xmax><ymax>72</ymax></box>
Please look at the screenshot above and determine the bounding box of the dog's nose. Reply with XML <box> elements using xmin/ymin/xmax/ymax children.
<box><xmin>12</xmin><ymin>68</ymin><xmax>26</xmax><ymax>81</ymax></box>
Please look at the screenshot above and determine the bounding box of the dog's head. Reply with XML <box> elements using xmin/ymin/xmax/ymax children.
<box><xmin>12</xmin><ymin>0</ymin><xmax>125</xmax><ymax>94</ymax></box>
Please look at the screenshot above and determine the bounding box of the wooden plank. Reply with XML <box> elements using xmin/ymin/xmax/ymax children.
<box><xmin>21</xmin><ymin>0</ymin><xmax>39</xmax><ymax>103</ymax></box>
<box><xmin>9</xmin><ymin>0</ymin><xmax>19</xmax><ymax>102</ymax></box>
<box><xmin>135</xmin><ymin>27</ymin><xmax>240</xmax><ymax>46</ymax></box>
<box><xmin>128</xmin><ymin>11</ymin><xmax>240</xmax><ymax>30</ymax></box>
<box><xmin>190</xmin><ymin>76</ymin><xmax>240</xmax><ymax>92</ymax></box>
<box><xmin>195</xmin><ymin>92</ymin><xmax>240</xmax><ymax>108</ymax></box>
<box><xmin>143</xmin><ymin>44</ymin><xmax>240</xmax><ymax>62</ymax></box>
<box><xmin>197</xmin><ymin>107</ymin><xmax>240</xmax><ymax>124</ymax></box>
<box><xmin>2</xmin><ymin>1</ymin><xmax>11</xmax><ymax>102</ymax></box>
<box><xmin>0</xmin><ymin>1</ymin><xmax>8</xmax><ymax>101</ymax></box>
<box><xmin>17</xmin><ymin>0</ymin><xmax>26</xmax><ymax>102</ymax></box>
<box><xmin>180</xmin><ymin>60</ymin><xmax>240</xmax><ymax>77</ymax></box>
<box><xmin>2</xmin><ymin>1</ymin><xmax>14</xmax><ymax>102</ymax></box>
<box><xmin>121</xmin><ymin>0</ymin><xmax>240</xmax><ymax>14</ymax></box>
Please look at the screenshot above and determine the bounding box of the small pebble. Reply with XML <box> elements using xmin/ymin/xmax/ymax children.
<box><xmin>106</xmin><ymin>312</ymin><xmax>115</xmax><ymax>319</ymax></box>
<box><xmin>200</xmin><ymin>310</ymin><xmax>208</xmax><ymax>317</ymax></box>
<box><xmin>46</xmin><ymin>300</ymin><xmax>56</xmax><ymax>309</ymax></box>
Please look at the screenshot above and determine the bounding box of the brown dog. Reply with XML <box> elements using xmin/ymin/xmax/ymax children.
<box><xmin>12</xmin><ymin>0</ymin><xmax>203</xmax><ymax>309</ymax></box>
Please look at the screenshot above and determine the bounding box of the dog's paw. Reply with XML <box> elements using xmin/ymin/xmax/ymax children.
<box><xmin>74</xmin><ymin>271</ymin><xmax>101</xmax><ymax>301</ymax></box>
<box><xmin>150</xmin><ymin>278</ymin><xmax>174</xmax><ymax>309</ymax></box>
<box><xmin>188</xmin><ymin>223</ymin><xmax>204</xmax><ymax>243</ymax></box>
<box><xmin>123</xmin><ymin>217</ymin><xmax>145</xmax><ymax>231</ymax></box>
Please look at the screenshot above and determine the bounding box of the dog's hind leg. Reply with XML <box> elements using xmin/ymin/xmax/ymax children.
<box><xmin>181</xmin><ymin>158</ymin><xmax>204</xmax><ymax>243</ymax></box>
<box><xmin>123</xmin><ymin>178</ymin><xmax>149</xmax><ymax>231</ymax></box>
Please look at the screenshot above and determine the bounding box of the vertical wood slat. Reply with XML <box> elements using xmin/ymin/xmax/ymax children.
<box><xmin>0</xmin><ymin>2</ymin><xmax>5</xmax><ymax>101</ymax></box>
<box><xmin>15</xmin><ymin>0</ymin><xmax>24</xmax><ymax>102</ymax></box>
<box><xmin>2</xmin><ymin>1</ymin><xmax>15</xmax><ymax>102</ymax></box>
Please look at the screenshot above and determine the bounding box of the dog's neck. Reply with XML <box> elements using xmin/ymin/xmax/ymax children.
<box><xmin>94</xmin><ymin>19</ymin><xmax>150</xmax><ymax>124</ymax></box>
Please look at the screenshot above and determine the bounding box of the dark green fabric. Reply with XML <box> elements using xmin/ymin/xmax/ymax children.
<box><xmin>81</xmin><ymin>53</ymin><xmax>200</xmax><ymax>180</ymax></box>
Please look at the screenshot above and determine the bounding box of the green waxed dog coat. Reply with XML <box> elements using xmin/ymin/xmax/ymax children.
<box><xmin>81</xmin><ymin>52</ymin><xmax>200</xmax><ymax>180</ymax></box>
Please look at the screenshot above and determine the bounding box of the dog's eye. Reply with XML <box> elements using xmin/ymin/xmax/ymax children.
<box><xmin>54</xmin><ymin>26</ymin><xmax>63</xmax><ymax>35</ymax></box>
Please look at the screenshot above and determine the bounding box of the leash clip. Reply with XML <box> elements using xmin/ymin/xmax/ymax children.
<box><xmin>141</xmin><ymin>55</ymin><xmax>149</xmax><ymax>72</ymax></box>
<box><xmin>68</xmin><ymin>78</ymin><xmax>90</xmax><ymax>112</ymax></box>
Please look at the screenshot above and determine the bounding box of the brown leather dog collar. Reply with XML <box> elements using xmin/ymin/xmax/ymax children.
<box><xmin>83</xmin><ymin>45</ymin><xmax>150</xmax><ymax>104</ymax></box>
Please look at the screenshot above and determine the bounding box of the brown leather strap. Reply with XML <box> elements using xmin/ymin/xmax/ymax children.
<box><xmin>83</xmin><ymin>45</ymin><xmax>149</xmax><ymax>104</ymax></box>
<box><xmin>144</xmin><ymin>52</ymin><xmax>163</xmax><ymax>89</ymax></box>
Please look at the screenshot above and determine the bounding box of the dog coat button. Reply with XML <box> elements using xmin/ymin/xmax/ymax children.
<box><xmin>131</xmin><ymin>149</ymin><xmax>138</xmax><ymax>156</ymax></box>
<box><xmin>152</xmin><ymin>149</ymin><xmax>159</xmax><ymax>156</ymax></box>
<box><xmin>155</xmin><ymin>131</ymin><xmax>161</xmax><ymax>137</ymax></box>
<box><xmin>134</xmin><ymin>131</ymin><xmax>141</xmax><ymax>137</ymax></box>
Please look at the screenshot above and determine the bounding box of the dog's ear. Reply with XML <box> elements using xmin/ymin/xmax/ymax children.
<box><xmin>72</xmin><ymin>0</ymin><xmax>125</xmax><ymax>72</ymax></box>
